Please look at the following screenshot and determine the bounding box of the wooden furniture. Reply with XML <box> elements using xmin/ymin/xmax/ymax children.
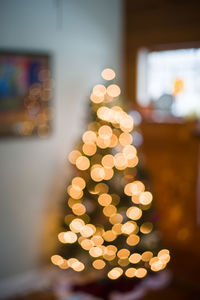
<box><xmin>140</xmin><ymin>119</ymin><xmax>200</xmax><ymax>283</ymax></box>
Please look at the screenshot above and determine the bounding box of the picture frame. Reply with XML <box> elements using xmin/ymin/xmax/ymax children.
<box><xmin>0</xmin><ymin>50</ymin><xmax>52</xmax><ymax>137</ymax></box>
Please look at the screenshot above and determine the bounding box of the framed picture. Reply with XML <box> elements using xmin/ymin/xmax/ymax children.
<box><xmin>0</xmin><ymin>51</ymin><xmax>52</xmax><ymax>137</ymax></box>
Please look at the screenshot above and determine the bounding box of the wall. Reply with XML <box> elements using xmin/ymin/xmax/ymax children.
<box><xmin>0</xmin><ymin>0</ymin><xmax>123</xmax><ymax>280</ymax></box>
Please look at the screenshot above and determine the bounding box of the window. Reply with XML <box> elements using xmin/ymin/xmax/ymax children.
<box><xmin>137</xmin><ymin>48</ymin><xmax>200</xmax><ymax>117</ymax></box>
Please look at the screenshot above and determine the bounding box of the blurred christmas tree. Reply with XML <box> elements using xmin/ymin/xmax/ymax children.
<box><xmin>51</xmin><ymin>68</ymin><xmax>170</xmax><ymax>281</ymax></box>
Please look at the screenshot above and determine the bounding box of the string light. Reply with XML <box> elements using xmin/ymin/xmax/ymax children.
<box><xmin>72</xmin><ymin>177</ymin><xmax>86</xmax><ymax>190</ymax></box>
<box><xmin>126</xmin><ymin>234</ymin><xmax>140</xmax><ymax>246</ymax></box>
<box><xmin>126</xmin><ymin>207</ymin><xmax>142</xmax><ymax>220</ymax></box>
<box><xmin>76</xmin><ymin>156</ymin><xmax>90</xmax><ymax>170</ymax></box>
<box><xmin>93</xmin><ymin>259</ymin><xmax>106</xmax><ymax>269</ymax></box>
<box><xmin>93</xmin><ymin>84</ymin><xmax>106</xmax><ymax>97</ymax></box>
<box><xmin>117</xmin><ymin>249</ymin><xmax>130</xmax><ymax>259</ymax></box>
<box><xmin>58</xmin><ymin>231</ymin><xmax>77</xmax><ymax>244</ymax></box>
<box><xmin>125</xmin><ymin>268</ymin><xmax>136</xmax><ymax>278</ymax></box>
<box><xmin>98</xmin><ymin>193</ymin><xmax>112</xmax><ymax>206</ymax></box>
<box><xmin>69</xmin><ymin>218</ymin><xmax>85</xmax><ymax>233</ymax></box>
<box><xmin>101</xmin><ymin>68</ymin><xmax>116</xmax><ymax>81</ymax></box>
<box><xmin>139</xmin><ymin>191</ymin><xmax>153</xmax><ymax>205</ymax></box>
<box><xmin>141</xmin><ymin>251</ymin><xmax>153</xmax><ymax>262</ymax></box>
<box><xmin>51</xmin><ymin>255</ymin><xmax>64</xmax><ymax>266</ymax></box>
<box><xmin>108</xmin><ymin>267</ymin><xmax>123</xmax><ymax>280</ymax></box>
<box><xmin>107</xmin><ymin>84</ymin><xmax>121</xmax><ymax>98</ymax></box>
<box><xmin>129</xmin><ymin>253</ymin><xmax>141</xmax><ymax>264</ymax></box>
<box><xmin>135</xmin><ymin>268</ymin><xmax>147</xmax><ymax>278</ymax></box>
<box><xmin>72</xmin><ymin>203</ymin><xmax>86</xmax><ymax>216</ymax></box>
<box><xmin>68</xmin><ymin>150</ymin><xmax>81</xmax><ymax>164</ymax></box>
<box><xmin>91</xmin><ymin>164</ymin><xmax>105</xmax><ymax>181</ymax></box>
<box><xmin>102</xmin><ymin>155</ymin><xmax>115</xmax><ymax>168</ymax></box>
<box><xmin>82</xmin><ymin>131</ymin><xmax>97</xmax><ymax>144</ymax></box>
<box><xmin>140</xmin><ymin>222</ymin><xmax>153</xmax><ymax>234</ymax></box>
<box><xmin>83</xmin><ymin>143</ymin><xmax>97</xmax><ymax>156</ymax></box>
<box><xmin>53</xmin><ymin>68</ymin><xmax>170</xmax><ymax>278</ymax></box>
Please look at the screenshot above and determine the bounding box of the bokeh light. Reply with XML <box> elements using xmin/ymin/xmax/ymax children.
<box><xmin>101</xmin><ymin>68</ymin><xmax>116</xmax><ymax>81</ymax></box>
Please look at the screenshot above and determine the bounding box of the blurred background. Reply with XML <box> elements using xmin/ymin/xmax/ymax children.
<box><xmin>0</xmin><ymin>0</ymin><xmax>200</xmax><ymax>299</ymax></box>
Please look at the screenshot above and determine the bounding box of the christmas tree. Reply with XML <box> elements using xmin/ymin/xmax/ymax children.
<box><xmin>51</xmin><ymin>68</ymin><xmax>170</xmax><ymax>281</ymax></box>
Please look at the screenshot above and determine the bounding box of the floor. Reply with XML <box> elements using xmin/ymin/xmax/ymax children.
<box><xmin>6</xmin><ymin>250</ymin><xmax>200</xmax><ymax>300</ymax></box>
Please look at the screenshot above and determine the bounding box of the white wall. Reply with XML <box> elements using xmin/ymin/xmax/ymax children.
<box><xmin>0</xmin><ymin>0</ymin><xmax>123</xmax><ymax>280</ymax></box>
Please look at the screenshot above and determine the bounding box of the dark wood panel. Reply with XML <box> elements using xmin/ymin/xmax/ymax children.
<box><xmin>140</xmin><ymin>121</ymin><xmax>200</xmax><ymax>257</ymax></box>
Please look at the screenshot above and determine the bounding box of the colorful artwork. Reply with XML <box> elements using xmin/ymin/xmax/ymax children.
<box><xmin>0</xmin><ymin>51</ymin><xmax>52</xmax><ymax>137</ymax></box>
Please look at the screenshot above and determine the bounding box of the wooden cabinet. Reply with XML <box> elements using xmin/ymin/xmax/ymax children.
<box><xmin>140</xmin><ymin>120</ymin><xmax>200</xmax><ymax>276</ymax></box>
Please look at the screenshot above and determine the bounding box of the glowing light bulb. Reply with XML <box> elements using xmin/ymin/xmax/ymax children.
<box><xmin>69</xmin><ymin>218</ymin><xmax>85</xmax><ymax>233</ymax></box>
<box><xmin>81</xmin><ymin>239</ymin><xmax>94</xmax><ymax>250</ymax></box>
<box><xmin>68</xmin><ymin>258</ymin><xmax>78</xmax><ymax>268</ymax></box>
<box><xmin>141</xmin><ymin>251</ymin><xmax>153</xmax><ymax>262</ymax></box>
<box><xmin>114</xmin><ymin>153</ymin><xmax>127</xmax><ymax>170</ymax></box>
<box><xmin>101</xmin><ymin>68</ymin><xmax>116</xmax><ymax>81</ymax></box>
<box><xmin>102</xmin><ymin>155</ymin><xmax>115</xmax><ymax>168</ymax></box>
<box><xmin>58</xmin><ymin>231</ymin><xmax>77</xmax><ymax>244</ymax></box>
<box><xmin>123</xmin><ymin>145</ymin><xmax>137</xmax><ymax>160</ymax></box>
<box><xmin>120</xmin><ymin>115</ymin><xmax>134</xmax><ymax>132</ymax></box>
<box><xmin>90</xmin><ymin>93</ymin><xmax>104</xmax><ymax>104</ymax></box>
<box><xmin>72</xmin><ymin>203</ymin><xmax>86</xmax><ymax>216</ymax></box>
<box><xmin>125</xmin><ymin>268</ymin><xmax>136</xmax><ymax>278</ymax></box>
<box><xmin>103</xmin><ymin>230</ymin><xmax>116</xmax><ymax>242</ymax></box>
<box><xmin>80</xmin><ymin>225</ymin><xmax>95</xmax><ymax>237</ymax></box>
<box><xmin>82</xmin><ymin>131</ymin><xmax>97</xmax><ymax>144</ymax></box>
<box><xmin>129</xmin><ymin>253</ymin><xmax>141</xmax><ymax>264</ymax></box>
<box><xmin>71</xmin><ymin>261</ymin><xmax>85</xmax><ymax>272</ymax></box>
<box><xmin>135</xmin><ymin>268</ymin><xmax>147</xmax><ymax>278</ymax></box>
<box><xmin>59</xmin><ymin>259</ymin><xmax>69</xmax><ymax>269</ymax></box>
<box><xmin>89</xmin><ymin>246</ymin><xmax>103</xmax><ymax>257</ymax></box>
<box><xmin>98</xmin><ymin>125</ymin><xmax>112</xmax><ymax>139</ymax></box>
<box><xmin>158</xmin><ymin>249</ymin><xmax>170</xmax><ymax>263</ymax></box>
<box><xmin>72</xmin><ymin>177</ymin><xmax>86</xmax><ymax>190</ymax></box>
<box><xmin>140</xmin><ymin>222</ymin><xmax>153</xmax><ymax>234</ymax></box>
<box><xmin>126</xmin><ymin>234</ymin><xmax>140</xmax><ymax>246</ymax></box>
<box><xmin>98</xmin><ymin>193</ymin><xmax>112</xmax><ymax>206</ymax></box>
<box><xmin>68</xmin><ymin>150</ymin><xmax>81</xmax><ymax>164</ymax></box>
<box><xmin>82</xmin><ymin>143</ymin><xmax>97</xmax><ymax>156</ymax></box>
<box><xmin>119</xmin><ymin>132</ymin><xmax>133</xmax><ymax>146</ymax></box>
<box><xmin>108</xmin><ymin>267</ymin><xmax>123</xmax><ymax>280</ymax></box>
<box><xmin>91</xmin><ymin>235</ymin><xmax>104</xmax><ymax>246</ymax></box>
<box><xmin>76</xmin><ymin>156</ymin><xmax>90</xmax><ymax>170</ymax></box>
<box><xmin>139</xmin><ymin>191</ymin><xmax>153</xmax><ymax>205</ymax></box>
<box><xmin>121</xmin><ymin>221</ymin><xmax>136</xmax><ymax>234</ymax></box>
<box><xmin>126</xmin><ymin>207</ymin><xmax>142</xmax><ymax>220</ymax></box>
<box><xmin>95</xmin><ymin>183</ymin><xmax>109</xmax><ymax>194</ymax></box>
<box><xmin>91</xmin><ymin>164</ymin><xmax>105</xmax><ymax>182</ymax></box>
<box><xmin>103</xmin><ymin>167</ymin><xmax>114</xmax><ymax>180</ymax></box>
<box><xmin>103</xmin><ymin>205</ymin><xmax>117</xmax><ymax>217</ymax></box>
<box><xmin>51</xmin><ymin>255</ymin><xmax>64</xmax><ymax>266</ymax></box>
<box><xmin>112</xmin><ymin>223</ymin><xmax>122</xmax><ymax>235</ymax></box>
<box><xmin>107</xmin><ymin>84</ymin><xmax>121</xmax><ymax>98</ymax></box>
<box><xmin>118</xmin><ymin>258</ymin><xmax>129</xmax><ymax>267</ymax></box>
<box><xmin>93</xmin><ymin>259</ymin><xmax>106</xmax><ymax>270</ymax></box>
<box><xmin>124</xmin><ymin>181</ymin><xmax>145</xmax><ymax>196</ymax></box>
<box><xmin>96</xmin><ymin>136</ymin><xmax>110</xmax><ymax>149</ymax></box>
<box><xmin>67</xmin><ymin>185</ymin><xmax>83</xmax><ymax>199</ymax></box>
<box><xmin>109</xmin><ymin>134</ymin><xmax>118</xmax><ymax>148</ymax></box>
<box><xmin>93</xmin><ymin>84</ymin><xmax>106</xmax><ymax>97</ymax></box>
<box><xmin>117</xmin><ymin>249</ymin><xmax>130</xmax><ymax>259</ymax></box>
<box><xmin>109</xmin><ymin>213</ymin><xmax>123</xmax><ymax>225</ymax></box>
<box><xmin>127</xmin><ymin>156</ymin><xmax>139</xmax><ymax>168</ymax></box>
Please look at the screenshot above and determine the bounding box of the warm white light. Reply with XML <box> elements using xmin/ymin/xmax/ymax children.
<box><xmin>101</xmin><ymin>68</ymin><xmax>116</xmax><ymax>81</ymax></box>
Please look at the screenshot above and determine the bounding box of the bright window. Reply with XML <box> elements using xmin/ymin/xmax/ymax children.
<box><xmin>137</xmin><ymin>48</ymin><xmax>200</xmax><ymax>117</ymax></box>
